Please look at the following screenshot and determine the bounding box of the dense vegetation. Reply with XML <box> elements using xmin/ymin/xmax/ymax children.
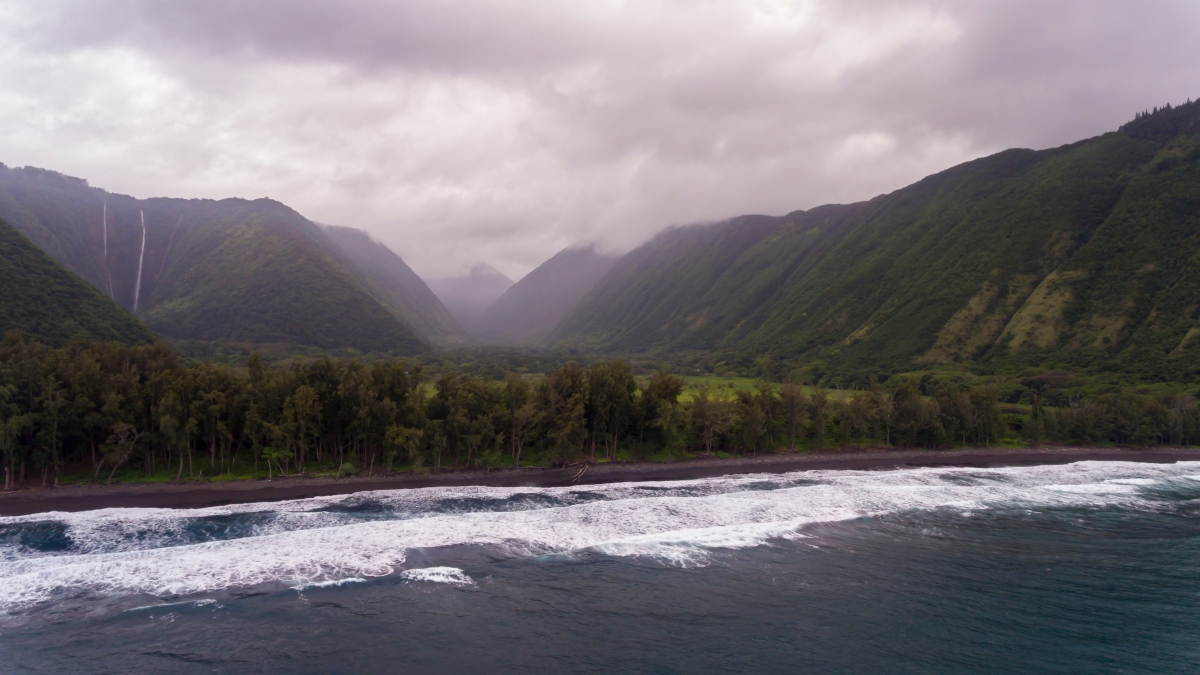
<box><xmin>0</xmin><ymin>219</ymin><xmax>153</xmax><ymax>347</ymax></box>
<box><xmin>3</xmin><ymin>333</ymin><xmax>1197</xmax><ymax>488</ymax></box>
<box><xmin>141</xmin><ymin>200</ymin><xmax>428</xmax><ymax>353</ymax></box>
<box><xmin>0</xmin><ymin>166</ymin><xmax>428</xmax><ymax>354</ymax></box>
<box><xmin>0</xmin><ymin>165</ymin><xmax>113</xmax><ymax>293</ymax></box>
<box><xmin>322</xmin><ymin>225</ymin><xmax>465</xmax><ymax>347</ymax></box>
<box><xmin>475</xmin><ymin>245</ymin><xmax>616</xmax><ymax>346</ymax></box>
<box><xmin>551</xmin><ymin>101</ymin><xmax>1200</xmax><ymax>383</ymax></box>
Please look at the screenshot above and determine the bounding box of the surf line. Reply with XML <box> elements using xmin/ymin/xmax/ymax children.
<box><xmin>132</xmin><ymin>210</ymin><xmax>147</xmax><ymax>313</ymax></box>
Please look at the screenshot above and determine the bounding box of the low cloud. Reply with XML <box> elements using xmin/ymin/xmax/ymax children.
<box><xmin>1</xmin><ymin>0</ymin><xmax>1197</xmax><ymax>279</ymax></box>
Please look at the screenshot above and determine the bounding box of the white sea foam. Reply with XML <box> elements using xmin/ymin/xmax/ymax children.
<box><xmin>292</xmin><ymin>577</ymin><xmax>367</xmax><ymax>591</ymax></box>
<box><xmin>400</xmin><ymin>567</ymin><xmax>473</xmax><ymax>585</ymax></box>
<box><xmin>1043</xmin><ymin>482</ymin><xmax>1142</xmax><ymax>494</ymax></box>
<box><xmin>593</xmin><ymin>520</ymin><xmax>817</xmax><ymax>566</ymax></box>
<box><xmin>0</xmin><ymin>460</ymin><xmax>1197</xmax><ymax>614</ymax></box>
<box><xmin>124</xmin><ymin>598</ymin><xmax>219</xmax><ymax>613</ymax></box>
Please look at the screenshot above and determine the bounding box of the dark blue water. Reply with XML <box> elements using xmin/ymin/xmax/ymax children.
<box><xmin>2</xmin><ymin>462</ymin><xmax>1199</xmax><ymax>673</ymax></box>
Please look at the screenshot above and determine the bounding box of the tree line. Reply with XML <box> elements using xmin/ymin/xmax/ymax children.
<box><xmin>2</xmin><ymin>333</ymin><xmax>1199</xmax><ymax>488</ymax></box>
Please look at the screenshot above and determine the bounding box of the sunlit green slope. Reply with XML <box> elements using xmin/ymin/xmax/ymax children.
<box><xmin>551</xmin><ymin>102</ymin><xmax>1200</xmax><ymax>379</ymax></box>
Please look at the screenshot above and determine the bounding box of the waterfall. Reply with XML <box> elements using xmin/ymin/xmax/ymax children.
<box><xmin>102</xmin><ymin>202</ymin><xmax>114</xmax><ymax>298</ymax></box>
<box><xmin>133</xmin><ymin>210</ymin><xmax>147</xmax><ymax>313</ymax></box>
<box><xmin>155</xmin><ymin>214</ymin><xmax>182</xmax><ymax>279</ymax></box>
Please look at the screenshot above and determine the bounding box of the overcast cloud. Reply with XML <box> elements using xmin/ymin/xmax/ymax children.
<box><xmin>1</xmin><ymin>0</ymin><xmax>1197</xmax><ymax>279</ymax></box>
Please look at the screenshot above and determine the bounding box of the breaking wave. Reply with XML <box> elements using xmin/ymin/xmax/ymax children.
<box><xmin>1</xmin><ymin>460</ymin><xmax>1198</xmax><ymax>617</ymax></box>
<box><xmin>401</xmin><ymin>567</ymin><xmax>474</xmax><ymax>585</ymax></box>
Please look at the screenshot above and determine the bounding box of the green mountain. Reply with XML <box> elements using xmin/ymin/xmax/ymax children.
<box><xmin>550</xmin><ymin>101</ymin><xmax>1200</xmax><ymax>380</ymax></box>
<box><xmin>474</xmin><ymin>245</ymin><xmax>616</xmax><ymax>346</ymax></box>
<box><xmin>0</xmin><ymin>216</ymin><xmax>153</xmax><ymax>346</ymax></box>
<box><xmin>0</xmin><ymin>165</ymin><xmax>427</xmax><ymax>354</ymax></box>
<box><xmin>322</xmin><ymin>224</ymin><xmax>465</xmax><ymax>346</ymax></box>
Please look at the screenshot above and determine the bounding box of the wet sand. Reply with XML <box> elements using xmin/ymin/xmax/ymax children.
<box><xmin>2</xmin><ymin>446</ymin><xmax>1198</xmax><ymax>516</ymax></box>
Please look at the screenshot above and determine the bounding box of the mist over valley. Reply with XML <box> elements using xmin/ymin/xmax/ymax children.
<box><xmin>4</xmin><ymin>3</ymin><xmax>1200</xmax><ymax>672</ymax></box>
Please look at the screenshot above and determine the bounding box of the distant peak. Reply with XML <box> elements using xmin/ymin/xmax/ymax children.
<box><xmin>465</xmin><ymin>263</ymin><xmax>514</xmax><ymax>284</ymax></box>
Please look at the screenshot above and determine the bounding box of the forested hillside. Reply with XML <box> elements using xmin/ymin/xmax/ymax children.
<box><xmin>0</xmin><ymin>166</ymin><xmax>428</xmax><ymax>354</ymax></box>
<box><xmin>0</xmin><ymin>218</ymin><xmax>153</xmax><ymax>346</ymax></box>
<box><xmin>475</xmin><ymin>245</ymin><xmax>616</xmax><ymax>345</ymax></box>
<box><xmin>322</xmin><ymin>225</ymin><xmax>465</xmax><ymax>346</ymax></box>
<box><xmin>551</xmin><ymin>102</ymin><xmax>1200</xmax><ymax>381</ymax></box>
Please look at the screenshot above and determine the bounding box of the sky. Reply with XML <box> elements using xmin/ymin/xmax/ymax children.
<box><xmin>1</xmin><ymin>1</ymin><xmax>1198</xmax><ymax>281</ymax></box>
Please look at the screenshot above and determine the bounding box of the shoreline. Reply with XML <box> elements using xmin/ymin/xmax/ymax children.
<box><xmin>2</xmin><ymin>446</ymin><xmax>1198</xmax><ymax>517</ymax></box>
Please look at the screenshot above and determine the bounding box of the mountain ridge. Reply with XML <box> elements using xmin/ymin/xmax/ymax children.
<box><xmin>0</xmin><ymin>167</ymin><xmax>428</xmax><ymax>354</ymax></box>
<box><xmin>473</xmin><ymin>245</ymin><xmax>617</xmax><ymax>346</ymax></box>
<box><xmin>549</xmin><ymin>101</ymin><xmax>1200</xmax><ymax>380</ymax></box>
<box><xmin>321</xmin><ymin>225</ymin><xmax>466</xmax><ymax>347</ymax></box>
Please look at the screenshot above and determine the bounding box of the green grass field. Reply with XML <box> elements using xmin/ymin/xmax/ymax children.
<box><xmin>637</xmin><ymin>374</ymin><xmax>855</xmax><ymax>402</ymax></box>
<box><xmin>419</xmin><ymin>372</ymin><xmax>861</xmax><ymax>403</ymax></box>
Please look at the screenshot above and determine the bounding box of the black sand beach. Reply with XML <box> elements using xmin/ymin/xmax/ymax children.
<box><xmin>2</xmin><ymin>446</ymin><xmax>1198</xmax><ymax>516</ymax></box>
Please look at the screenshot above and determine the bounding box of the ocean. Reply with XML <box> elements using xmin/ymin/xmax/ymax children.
<box><xmin>1</xmin><ymin>461</ymin><xmax>1199</xmax><ymax>673</ymax></box>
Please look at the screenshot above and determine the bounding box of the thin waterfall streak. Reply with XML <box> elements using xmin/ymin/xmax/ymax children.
<box><xmin>133</xmin><ymin>211</ymin><xmax>147</xmax><ymax>313</ymax></box>
<box><xmin>102</xmin><ymin>202</ymin><xmax>114</xmax><ymax>299</ymax></box>
<box><xmin>156</xmin><ymin>214</ymin><xmax>182</xmax><ymax>279</ymax></box>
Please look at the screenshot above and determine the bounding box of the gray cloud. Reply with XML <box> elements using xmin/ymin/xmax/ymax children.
<box><xmin>1</xmin><ymin>0</ymin><xmax>1198</xmax><ymax>279</ymax></box>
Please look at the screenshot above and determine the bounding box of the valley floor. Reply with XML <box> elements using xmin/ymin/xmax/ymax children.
<box><xmin>3</xmin><ymin>446</ymin><xmax>1200</xmax><ymax>516</ymax></box>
